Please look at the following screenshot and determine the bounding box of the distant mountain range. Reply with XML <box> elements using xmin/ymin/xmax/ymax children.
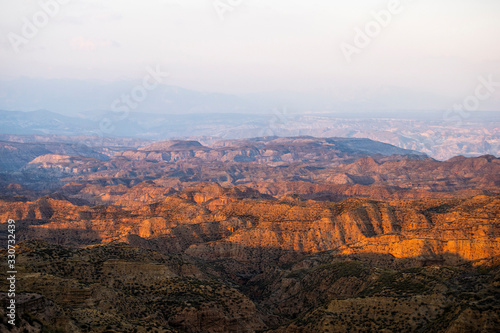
<box><xmin>0</xmin><ymin>77</ymin><xmax>461</xmax><ymax>115</ymax></box>
<box><xmin>0</xmin><ymin>78</ymin><xmax>329</xmax><ymax>115</ymax></box>
<box><xmin>0</xmin><ymin>109</ymin><xmax>498</xmax><ymax>160</ymax></box>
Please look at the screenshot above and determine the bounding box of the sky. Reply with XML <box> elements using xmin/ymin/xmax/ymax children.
<box><xmin>0</xmin><ymin>0</ymin><xmax>500</xmax><ymax>112</ymax></box>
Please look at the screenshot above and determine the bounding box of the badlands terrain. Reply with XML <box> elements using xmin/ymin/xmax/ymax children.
<box><xmin>0</xmin><ymin>136</ymin><xmax>499</xmax><ymax>332</ymax></box>
<box><xmin>1</xmin><ymin>109</ymin><xmax>499</xmax><ymax>160</ymax></box>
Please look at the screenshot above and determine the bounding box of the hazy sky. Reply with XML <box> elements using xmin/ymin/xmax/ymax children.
<box><xmin>1</xmin><ymin>0</ymin><xmax>500</xmax><ymax>110</ymax></box>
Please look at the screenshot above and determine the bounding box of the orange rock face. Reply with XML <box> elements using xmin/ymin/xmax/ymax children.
<box><xmin>1</xmin><ymin>137</ymin><xmax>499</xmax><ymax>332</ymax></box>
<box><xmin>2</xmin><ymin>189</ymin><xmax>498</xmax><ymax>267</ymax></box>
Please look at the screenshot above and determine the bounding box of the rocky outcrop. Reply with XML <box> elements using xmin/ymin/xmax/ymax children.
<box><xmin>185</xmin><ymin>195</ymin><xmax>500</xmax><ymax>267</ymax></box>
<box><xmin>2</xmin><ymin>242</ymin><xmax>266</xmax><ymax>333</ymax></box>
<box><xmin>2</xmin><ymin>138</ymin><xmax>499</xmax><ymax>202</ymax></box>
<box><xmin>2</xmin><ymin>191</ymin><xmax>498</xmax><ymax>268</ymax></box>
<box><xmin>0</xmin><ymin>141</ymin><xmax>108</xmax><ymax>172</ymax></box>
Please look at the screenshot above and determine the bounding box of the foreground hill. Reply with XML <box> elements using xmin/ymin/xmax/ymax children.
<box><xmin>1</xmin><ymin>236</ymin><xmax>499</xmax><ymax>332</ymax></box>
<box><xmin>1</xmin><ymin>189</ymin><xmax>499</xmax><ymax>330</ymax></box>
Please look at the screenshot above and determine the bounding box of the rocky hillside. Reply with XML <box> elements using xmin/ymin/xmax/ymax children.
<box><xmin>1</xmin><ymin>138</ymin><xmax>499</xmax><ymax>205</ymax></box>
<box><xmin>1</xmin><ymin>188</ymin><xmax>498</xmax><ymax>264</ymax></box>
<box><xmin>0</xmin><ymin>241</ymin><xmax>266</xmax><ymax>332</ymax></box>
<box><xmin>1</xmin><ymin>236</ymin><xmax>499</xmax><ymax>332</ymax></box>
<box><xmin>1</xmin><ymin>136</ymin><xmax>499</xmax><ymax>332</ymax></box>
<box><xmin>0</xmin><ymin>141</ymin><xmax>108</xmax><ymax>172</ymax></box>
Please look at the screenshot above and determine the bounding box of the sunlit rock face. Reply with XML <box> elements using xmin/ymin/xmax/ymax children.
<box><xmin>1</xmin><ymin>136</ymin><xmax>499</xmax><ymax>332</ymax></box>
<box><xmin>2</xmin><ymin>190</ymin><xmax>498</xmax><ymax>265</ymax></box>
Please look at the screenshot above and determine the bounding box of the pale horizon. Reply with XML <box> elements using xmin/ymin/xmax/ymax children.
<box><xmin>0</xmin><ymin>0</ymin><xmax>499</xmax><ymax>113</ymax></box>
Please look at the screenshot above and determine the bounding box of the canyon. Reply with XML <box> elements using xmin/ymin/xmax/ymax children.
<box><xmin>0</xmin><ymin>136</ymin><xmax>499</xmax><ymax>332</ymax></box>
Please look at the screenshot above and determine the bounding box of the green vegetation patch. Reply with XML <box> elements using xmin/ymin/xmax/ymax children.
<box><xmin>361</xmin><ymin>269</ymin><xmax>429</xmax><ymax>296</ymax></box>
